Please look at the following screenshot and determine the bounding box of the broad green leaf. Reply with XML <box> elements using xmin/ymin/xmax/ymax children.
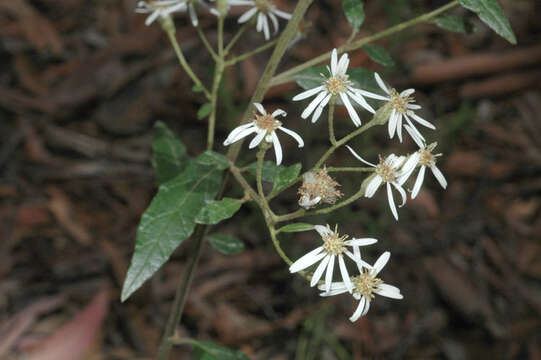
<box><xmin>191</xmin><ymin>340</ymin><xmax>249</xmax><ymax>360</ymax></box>
<box><xmin>433</xmin><ymin>15</ymin><xmax>475</xmax><ymax>33</ymax></box>
<box><xmin>207</xmin><ymin>234</ymin><xmax>245</xmax><ymax>255</ymax></box>
<box><xmin>198</xmin><ymin>103</ymin><xmax>213</xmax><ymax>120</ymax></box>
<box><xmin>347</xmin><ymin>67</ymin><xmax>380</xmax><ymax>94</ymax></box>
<box><xmin>196</xmin><ymin>198</ymin><xmax>242</xmax><ymax>225</ymax></box>
<box><xmin>247</xmin><ymin>161</ymin><xmax>281</xmax><ymax>182</ymax></box>
<box><xmin>151</xmin><ymin>121</ymin><xmax>189</xmax><ymax>185</ymax></box>
<box><xmin>197</xmin><ymin>150</ymin><xmax>229</xmax><ymax>170</ymax></box>
<box><xmin>121</xmin><ymin>153</ymin><xmax>223</xmax><ymax>302</ymax></box>
<box><xmin>272</xmin><ymin>163</ymin><xmax>301</xmax><ymax>193</ymax></box>
<box><xmin>363</xmin><ymin>45</ymin><xmax>395</xmax><ymax>67</ymax></box>
<box><xmin>459</xmin><ymin>0</ymin><xmax>516</xmax><ymax>44</ymax></box>
<box><xmin>294</xmin><ymin>65</ymin><xmax>326</xmax><ymax>91</ymax></box>
<box><xmin>343</xmin><ymin>0</ymin><xmax>365</xmax><ymax>31</ymax></box>
<box><xmin>279</xmin><ymin>223</ymin><xmax>315</xmax><ymax>233</ymax></box>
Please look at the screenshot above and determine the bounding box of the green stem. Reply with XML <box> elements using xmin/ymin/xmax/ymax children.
<box><xmin>224</xmin><ymin>21</ymin><xmax>250</xmax><ymax>55</ymax></box>
<box><xmin>328</xmin><ymin>96</ymin><xmax>337</xmax><ymax>146</ymax></box>
<box><xmin>226</xmin><ymin>0</ymin><xmax>315</xmax><ymax>162</ymax></box>
<box><xmin>326</xmin><ymin>166</ymin><xmax>374</xmax><ymax>173</ymax></box>
<box><xmin>196</xmin><ymin>26</ymin><xmax>218</xmax><ymax>61</ymax></box>
<box><xmin>270</xmin><ymin>0</ymin><xmax>460</xmax><ymax>86</ymax></box>
<box><xmin>163</xmin><ymin>22</ymin><xmax>211</xmax><ymax>99</ymax></box>
<box><xmin>225</xmin><ymin>39</ymin><xmax>279</xmax><ymax>66</ymax></box>
<box><xmin>256</xmin><ymin>147</ymin><xmax>267</xmax><ymax>199</ymax></box>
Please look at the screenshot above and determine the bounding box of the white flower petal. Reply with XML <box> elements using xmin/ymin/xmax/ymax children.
<box><xmin>188</xmin><ymin>3</ymin><xmax>198</xmax><ymax>26</ymax></box>
<box><xmin>361</xmin><ymin>298</ymin><xmax>371</xmax><ymax>316</ymax></box>
<box><xmin>410</xmin><ymin>112</ymin><xmax>435</xmax><ymax>129</ymax></box>
<box><xmin>388</xmin><ymin>108</ymin><xmax>397</xmax><ymax>139</ymax></box>
<box><xmin>357</xmin><ymin>89</ymin><xmax>389</xmax><ymax>101</ymax></box>
<box><xmin>301</xmin><ymin>90</ymin><xmax>327</xmax><ymax>119</ymax></box>
<box><xmin>145</xmin><ymin>10</ymin><xmax>161</xmax><ymax>25</ymax></box>
<box><xmin>337</xmin><ymin>53</ymin><xmax>350</xmax><ymax>76</ymax></box>
<box><xmin>392</xmin><ymin>182</ymin><xmax>407</xmax><ymax>207</ymax></box>
<box><xmin>397</xmin><ymin>113</ymin><xmax>403</xmax><ymax>142</ymax></box>
<box><xmin>270</xmin><ymin>131</ymin><xmax>282</xmax><ymax>165</ymax></box>
<box><xmin>387</xmin><ymin>182</ymin><xmax>399</xmax><ymax>220</ymax></box>
<box><xmin>348</xmin><ymin>90</ymin><xmax>375</xmax><ymax>114</ymax></box>
<box><xmin>238</xmin><ymin>6</ymin><xmax>258</xmax><ymax>23</ymax></box>
<box><xmin>310</xmin><ymin>254</ymin><xmax>331</xmax><ymax>287</ymax></box>
<box><xmin>340</xmin><ymin>92</ymin><xmax>361</xmax><ymax>127</ymax></box>
<box><xmin>324</xmin><ymin>255</ymin><xmax>335</xmax><ymax>293</ymax></box>
<box><xmin>268</xmin><ymin>12</ymin><xmax>279</xmax><ymax>34</ymax></box>
<box><xmin>224</xmin><ymin>126</ymin><xmax>257</xmax><ymax>145</ymax></box>
<box><xmin>256</xmin><ymin>12</ymin><xmax>264</xmax><ymax>32</ymax></box>
<box><xmin>271</xmin><ymin>108</ymin><xmax>286</xmax><ymax>117</ymax></box>
<box><xmin>289</xmin><ymin>246</ymin><xmax>325</xmax><ymax>273</ymax></box>
<box><xmin>338</xmin><ymin>255</ymin><xmax>353</xmax><ymax>292</ymax></box>
<box><xmin>346</xmin><ymin>145</ymin><xmax>376</xmax><ymax>167</ymax></box>
<box><xmin>345</xmin><ymin>238</ymin><xmax>378</xmax><ymax>247</ymax></box>
<box><xmin>278</xmin><ymin>126</ymin><xmax>304</xmax><ymax>148</ymax></box>
<box><xmin>404</xmin><ymin>124</ymin><xmax>425</xmax><ymax>149</ymax></box>
<box><xmin>261</xmin><ymin>13</ymin><xmax>270</xmax><ymax>40</ymax></box>
<box><xmin>345</xmin><ymin>250</ymin><xmax>372</xmax><ymax>270</ymax></box>
<box><xmin>349</xmin><ymin>296</ymin><xmax>366</xmax><ymax>322</ymax></box>
<box><xmin>372</xmin><ymin>251</ymin><xmax>390</xmax><ymax>276</ymax></box>
<box><xmin>273</xmin><ymin>9</ymin><xmax>291</xmax><ymax>20</ymax></box>
<box><xmin>248</xmin><ymin>130</ymin><xmax>266</xmax><ymax>149</ymax></box>
<box><xmin>293</xmin><ymin>85</ymin><xmax>325</xmax><ymax>101</ymax></box>
<box><xmin>431</xmin><ymin>165</ymin><xmax>447</xmax><ymax>189</ymax></box>
<box><xmin>365</xmin><ymin>175</ymin><xmax>383</xmax><ymax>198</ymax></box>
<box><xmin>400</xmin><ymin>88</ymin><xmax>415</xmax><ymax>97</ymax></box>
<box><xmin>314</xmin><ymin>224</ymin><xmax>332</xmax><ymax>237</ymax></box>
<box><xmin>375</xmin><ymin>283</ymin><xmax>403</xmax><ymax>299</ymax></box>
<box><xmin>411</xmin><ymin>165</ymin><xmax>426</xmax><ymax>199</ymax></box>
<box><xmin>374</xmin><ymin>72</ymin><xmax>390</xmax><ymax>94</ymax></box>
<box><xmin>330</xmin><ymin>49</ymin><xmax>338</xmax><ymax>75</ymax></box>
<box><xmin>253</xmin><ymin>102</ymin><xmax>266</xmax><ymax>115</ymax></box>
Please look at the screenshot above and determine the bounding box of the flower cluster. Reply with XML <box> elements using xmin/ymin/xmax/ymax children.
<box><xmin>289</xmin><ymin>225</ymin><xmax>402</xmax><ymax>320</ymax></box>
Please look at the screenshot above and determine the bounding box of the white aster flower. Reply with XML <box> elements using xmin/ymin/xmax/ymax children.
<box><xmin>223</xmin><ymin>103</ymin><xmax>303</xmax><ymax>165</ymax></box>
<box><xmin>289</xmin><ymin>224</ymin><xmax>377</xmax><ymax>293</ymax></box>
<box><xmin>292</xmin><ymin>49</ymin><xmax>378</xmax><ymax>127</ymax></box>
<box><xmin>346</xmin><ymin>146</ymin><xmax>419</xmax><ymax>221</ymax></box>
<box><xmin>410</xmin><ymin>142</ymin><xmax>447</xmax><ymax>199</ymax></box>
<box><xmin>230</xmin><ymin>0</ymin><xmax>291</xmax><ymax>40</ymax></box>
<box><xmin>136</xmin><ymin>0</ymin><xmax>187</xmax><ymax>26</ymax></box>
<box><xmin>319</xmin><ymin>251</ymin><xmax>403</xmax><ymax>321</ymax></box>
<box><xmin>366</xmin><ymin>73</ymin><xmax>436</xmax><ymax>147</ymax></box>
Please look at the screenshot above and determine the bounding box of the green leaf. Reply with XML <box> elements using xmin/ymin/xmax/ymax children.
<box><xmin>197</xmin><ymin>150</ymin><xmax>229</xmax><ymax>170</ymax></box>
<box><xmin>121</xmin><ymin>153</ymin><xmax>223</xmax><ymax>302</ymax></box>
<box><xmin>207</xmin><ymin>234</ymin><xmax>245</xmax><ymax>255</ymax></box>
<box><xmin>272</xmin><ymin>163</ymin><xmax>301</xmax><ymax>193</ymax></box>
<box><xmin>294</xmin><ymin>65</ymin><xmax>326</xmax><ymax>91</ymax></box>
<box><xmin>363</xmin><ymin>45</ymin><xmax>395</xmax><ymax>67</ymax></box>
<box><xmin>279</xmin><ymin>223</ymin><xmax>315</xmax><ymax>233</ymax></box>
<box><xmin>459</xmin><ymin>0</ymin><xmax>516</xmax><ymax>44</ymax></box>
<box><xmin>343</xmin><ymin>0</ymin><xmax>365</xmax><ymax>31</ymax></box>
<box><xmin>433</xmin><ymin>15</ymin><xmax>475</xmax><ymax>34</ymax></box>
<box><xmin>196</xmin><ymin>198</ymin><xmax>242</xmax><ymax>225</ymax></box>
<box><xmin>191</xmin><ymin>340</ymin><xmax>249</xmax><ymax>360</ymax></box>
<box><xmin>151</xmin><ymin>121</ymin><xmax>189</xmax><ymax>185</ymax></box>
<box><xmin>247</xmin><ymin>161</ymin><xmax>281</xmax><ymax>182</ymax></box>
<box><xmin>198</xmin><ymin>103</ymin><xmax>213</xmax><ymax>120</ymax></box>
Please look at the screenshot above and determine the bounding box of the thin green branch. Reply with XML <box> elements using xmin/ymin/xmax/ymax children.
<box><xmin>225</xmin><ymin>39</ymin><xmax>279</xmax><ymax>66</ymax></box>
<box><xmin>326</xmin><ymin>166</ymin><xmax>374</xmax><ymax>173</ymax></box>
<box><xmin>224</xmin><ymin>21</ymin><xmax>251</xmax><ymax>55</ymax></box>
<box><xmin>328</xmin><ymin>97</ymin><xmax>337</xmax><ymax>145</ymax></box>
<box><xmin>270</xmin><ymin>0</ymin><xmax>460</xmax><ymax>86</ymax></box>
<box><xmin>196</xmin><ymin>26</ymin><xmax>218</xmax><ymax>61</ymax></box>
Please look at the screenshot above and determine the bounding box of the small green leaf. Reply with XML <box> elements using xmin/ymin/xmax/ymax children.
<box><xmin>363</xmin><ymin>45</ymin><xmax>395</xmax><ymax>67</ymax></box>
<box><xmin>279</xmin><ymin>223</ymin><xmax>315</xmax><ymax>233</ymax></box>
<box><xmin>197</xmin><ymin>150</ymin><xmax>229</xmax><ymax>170</ymax></box>
<box><xmin>196</xmin><ymin>198</ymin><xmax>242</xmax><ymax>225</ymax></box>
<box><xmin>192</xmin><ymin>84</ymin><xmax>204</xmax><ymax>93</ymax></box>
<box><xmin>247</xmin><ymin>161</ymin><xmax>281</xmax><ymax>182</ymax></box>
<box><xmin>207</xmin><ymin>234</ymin><xmax>245</xmax><ymax>255</ymax></box>
<box><xmin>272</xmin><ymin>163</ymin><xmax>301</xmax><ymax>193</ymax></box>
<box><xmin>433</xmin><ymin>15</ymin><xmax>475</xmax><ymax>33</ymax></box>
<box><xmin>197</xmin><ymin>103</ymin><xmax>213</xmax><ymax>120</ymax></box>
<box><xmin>151</xmin><ymin>121</ymin><xmax>189</xmax><ymax>185</ymax></box>
<box><xmin>459</xmin><ymin>0</ymin><xmax>516</xmax><ymax>44</ymax></box>
<box><xmin>343</xmin><ymin>0</ymin><xmax>365</xmax><ymax>31</ymax></box>
<box><xmin>121</xmin><ymin>153</ymin><xmax>223</xmax><ymax>302</ymax></box>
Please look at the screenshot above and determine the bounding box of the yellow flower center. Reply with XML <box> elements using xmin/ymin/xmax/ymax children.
<box><xmin>375</xmin><ymin>158</ymin><xmax>396</xmax><ymax>183</ymax></box>
<box><xmin>255</xmin><ymin>114</ymin><xmax>281</xmax><ymax>132</ymax></box>
<box><xmin>390</xmin><ymin>88</ymin><xmax>414</xmax><ymax>115</ymax></box>
<box><xmin>419</xmin><ymin>149</ymin><xmax>435</xmax><ymax>167</ymax></box>
<box><xmin>353</xmin><ymin>271</ymin><xmax>382</xmax><ymax>299</ymax></box>
<box><xmin>325</xmin><ymin>76</ymin><xmax>347</xmax><ymax>96</ymax></box>
<box><xmin>255</xmin><ymin>0</ymin><xmax>272</xmax><ymax>12</ymax></box>
<box><xmin>322</xmin><ymin>226</ymin><xmax>348</xmax><ymax>255</ymax></box>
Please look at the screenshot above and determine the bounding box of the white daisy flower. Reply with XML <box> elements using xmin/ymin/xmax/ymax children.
<box><xmin>346</xmin><ymin>146</ymin><xmax>419</xmax><ymax>221</ymax></box>
<box><xmin>292</xmin><ymin>49</ymin><xmax>379</xmax><ymax>127</ymax></box>
<box><xmin>410</xmin><ymin>142</ymin><xmax>447</xmax><ymax>199</ymax></box>
<box><xmin>136</xmin><ymin>0</ymin><xmax>187</xmax><ymax>26</ymax></box>
<box><xmin>319</xmin><ymin>251</ymin><xmax>403</xmax><ymax>321</ymax></box>
<box><xmin>223</xmin><ymin>103</ymin><xmax>303</xmax><ymax>165</ymax></box>
<box><xmin>289</xmin><ymin>224</ymin><xmax>377</xmax><ymax>293</ymax></box>
<box><xmin>229</xmin><ymin>0</ymin><xmax>291</xmax><ymax>40</ymax></box>
<box><xmin>365</xmin><ymin>73</ymin><xmax>436</xmax><ymax>147</ymax></box>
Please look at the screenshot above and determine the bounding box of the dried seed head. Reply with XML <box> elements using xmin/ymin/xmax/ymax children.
<box><xmin>298</xmin><ymin>167</ymin><xmax>343</xmax><ymax>209</ymax></box>
<box><xmin>352</xmin><ymin>271</ymin><xmax>382</xmax><ymax>299</ymax></box>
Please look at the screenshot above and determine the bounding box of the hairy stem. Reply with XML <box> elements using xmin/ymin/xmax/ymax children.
<box><xmin>328</xmin><ymin>97</ymin><xmax>337</xmax><ymax>146</ymax></box>
<box><xmin>270</xmin><ymin>0</ymin><xmax>460</xmax><ymax>85</ymax></box>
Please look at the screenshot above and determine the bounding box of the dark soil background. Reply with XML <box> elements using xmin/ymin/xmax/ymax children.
<box><xmin>1</xmin><ymin>0</ymin><xmax>541</xmax><ymax>359</ymax></box>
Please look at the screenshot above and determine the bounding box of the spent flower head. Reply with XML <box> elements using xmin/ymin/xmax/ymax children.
<box><xmin>298</xmin><ymin>167</ymin><xmax>343</xmax><ymax>209</ymax></box>
<box><xmin>289</xmin><ymin>224</ymin><xmax>377</xmax><ymax>293</ymax></box>
<box><xmin>319</xmin><ymin>251</ymin><xmax>403</xmax><ymax>321</ymax></box>
<box><xmin>292</xmin><ymin>49</ymin><xmax>381</xmax><ymax>126</ymax></box>
<box><xmin>223</xmin><ymin>103</ymin><xmax>303</xmax><ymax>165</ymax></box>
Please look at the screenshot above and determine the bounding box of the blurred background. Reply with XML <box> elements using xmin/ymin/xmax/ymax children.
<box><xmin>1</xmin><ymin>0</ymin><xmax>540</xmax><ymax>359</ymax></box>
